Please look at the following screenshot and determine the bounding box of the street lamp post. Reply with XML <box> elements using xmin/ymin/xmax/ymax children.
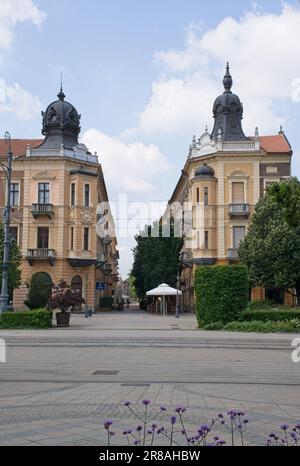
<box><xmin>0</xmin><ymin>131</ymin><xmax>13</xmax><ymax>314</ymax></box>
<box><xmin>175</xmin><ymin>268</ymin><xmax>180</xmax><ymax>319</ymax></box>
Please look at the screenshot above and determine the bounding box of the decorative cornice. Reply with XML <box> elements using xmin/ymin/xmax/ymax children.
<box><xmin>32</xmin><ymin>170</ymin><xmax>56</xmax><ymax>181</ymax></box>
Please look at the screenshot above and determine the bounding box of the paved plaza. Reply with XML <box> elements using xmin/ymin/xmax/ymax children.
<box><xmin>0</xmin><ymin>306</ymin><xmax>299</xmax><ymax>446</ymax></box>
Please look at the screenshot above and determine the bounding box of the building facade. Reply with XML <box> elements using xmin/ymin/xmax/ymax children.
<box><xmin>0</xmin><ymin>88</ymin><xmax>118</xmax><ymax>311</ymax></box>
<box><xmin>168</xmin><ymin>64</ymin><xmax>294</xmax><ymax>311</ymax></box>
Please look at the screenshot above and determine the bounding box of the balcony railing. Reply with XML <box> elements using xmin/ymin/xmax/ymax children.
<box><xmin>31</xmin><ymin>203</ymin><xmax>54</xmax><ymax>219</ymax></box>
<box><xmin>228</xmin><ymin>203</ymin><xmax>250</xmax><ymax>218</ymax></box>
<box><xmin>227</xmin><ymin>248</ymin><xmax>240</xmax><ymax>261</ymax></box>
<box><xmin>27</xmin><ymin>248</ymin><xmax>56</xmax><ymax>265</ymax></box>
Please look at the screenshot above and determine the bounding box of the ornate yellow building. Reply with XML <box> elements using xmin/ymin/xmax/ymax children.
<box><xmin>0</xmin><ymin>88</ymin><xmax>118</xmax><ymax>311</ymax></box>
<box><xmin>168</xmin><ymin>65</ymin><xmax>293</xmax><ymax>311</ymax></box>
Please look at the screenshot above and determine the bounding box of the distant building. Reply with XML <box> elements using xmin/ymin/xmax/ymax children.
<box><xmin>0</xmin><ymin>87</ymin><xmax>118</xmax><ymax>311</ymax></box>
<box><xmin>168</xmin><ymin>64</ymin><xmax>293</xmax><ymax>310</ymax></box>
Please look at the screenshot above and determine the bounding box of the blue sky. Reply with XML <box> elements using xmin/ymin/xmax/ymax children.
<box><xmin>0</xmin><ymin>0</ymin><xmax>299</xmax><ymax>276</ymax></box>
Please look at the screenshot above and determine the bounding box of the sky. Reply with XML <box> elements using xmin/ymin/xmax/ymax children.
<box><xmin>0</xmin><ymin>0</ymin><xmax>299</xmax><ymax>277</ymax></box>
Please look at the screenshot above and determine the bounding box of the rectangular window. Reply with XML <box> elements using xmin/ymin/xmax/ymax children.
<box><xmin>38</xmin><ymin>183</ymin><xmax>50</xmax><ymax>204</ymax></box>
<box><xmin>204</xmin><ymin>187</ymin><xmax>208</xmax><ymax>206</ymax></box>
<box><xmin>192</xmin><ymin>206</ymin><xmax>196</xmax><ymax>229</ymax></box>
<box><xmin>204</xmin><ymin>231</ymin><xmax>209</xmax><ymax>250</ymax></box>
<box><xmin>9</xmin><ymin>226</ymin><xmax>18</xmax><ymax>243</ymax></box>
<box><xmin>196</xmin><ymin>188</ymin><xmax>200</xmax><ymax>203</ymax></box>
<box><xmin>84</xmin><ymin>184</ymin><xmax>90</xmax><ymax>207</ymax></box>
<box><xmin>10</xmin><ymin>182</ymin><xmax>19</xmax><ymax>206</ymax></box>
<box><xmin>232</xmin><ymin>182</ymin><xmax>244</xmax><ymax>203</ymax></box>
<box><xmin>71</xmin><ymin>183</ymin><xmax>76</xmax><ymax>206</ymax></box>
<box><xmin>70</xmin><ymin>227</ymin><xmax>74</xmax><ymax>250</ymax></box>
<box><xmin>83</xmin><ymin>227</ymin><xmax>89</xmax><ymax>251</ymax></box>
<box><xmin>37</xmin><ymin>227</ymin><xmax>49</xmax><ymax>249</ymax></box>
<box><xmin>233</xmin><ymin>226</ymin><xmax>245</xmax><ymax>249</ymax></box>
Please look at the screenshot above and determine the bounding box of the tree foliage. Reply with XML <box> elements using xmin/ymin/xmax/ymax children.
<box><xmin>131</xmin><ymin>220</ymin><xmax>183</xmax><ymax>298</ymax></box>
<box><xmin>25</xmin><ymin>272</ymin><xmax>52</xmax><ymax>310</ymax></box>
<box><xmin>0</xmin><ymin>223</ymin><xmax>21</xmax><ymax>299</ymax></box>
<box><xmin>239</xmin><ymin>179</ymin><xmax>300</xmax><ymax>305</ymax></box>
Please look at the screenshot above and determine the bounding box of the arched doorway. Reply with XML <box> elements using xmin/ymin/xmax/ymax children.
<box><xmin>27</xmin><ymin>272</ymin><xmax>52</xmax><ymax>309</ymax></box>
<box><xmin>71</xmin><ymin>275</ymin><xmax>83</xmax><ymax>312</ymax></box>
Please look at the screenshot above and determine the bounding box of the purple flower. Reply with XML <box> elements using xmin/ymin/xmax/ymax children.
<box><xmin>218</xmin><ymin>413</ymin><xmax>224</xmax><ymax>419</ymax></box>
<box><xmin>104</xmin><ymin>419</ymin><xmax>113</xmax><ymax>430</ymax></box>
<box><xmin>281</xmin><ymin>424</ymin><xmax>289</xmax><ymax>431</ymax></box>
<box><xmin>124</xmin><ymin>401</ymin><xmax>131</xmax><ymax>407</ymax></box>
<box><xmin>151</xmin><ymin>423</ymin><xmax>157</xmax><ymax>430</ymax></box>
<box><xmin>147</xmin><ymin>429</ymin><xmax>152</xmax><ymax>434</ymax></box>
<box><xmin>142</xmin><ymin>399</ymin><xmax>150</xmax><ymax>406</ymax></box>
<box><xmin>136</xmin><ymin>425</ymin><xmax>143</xmax><ymax>432</ymax></box>
<box><xmin>109</xmin><ymin>431</ymin><xmax>115</xmax><ymax>436</ymax></box>
<box><xmin>175</xmin><ymin>405</ymin><xmax>185</xmax><ymax>413</ymax></box>
<box><xmin>134</xmin><ymin>440</ymin><xmax>140</xmax><ymax>445</ymax></box>
<box><xmin>170</xmin><ymin>415</ymin><xmax>177</xmax><ymax>425</ymax></box>
<box><xmin>290</xmin><ymin>432</ymin><xmax>297</xmax><ymax>439</ymax></box>
<box><xmin>160</xmin><ymin>405</ymin><xmax>166</xmax><ymax>411</ymax></box>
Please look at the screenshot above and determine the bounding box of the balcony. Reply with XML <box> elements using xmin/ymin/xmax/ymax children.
<box><xmin>96</xmin><ymin>252</ymin><xmax>106</xmax><ymax>268</ymax></box>
<box><xmin>31</xmin><ymin>203</ymin><xmax>54</xmax><ymax>219</ymax></box>
<box><xmin>228</xmin><ymin>203</ymin><xmax>250</xmax><ymax>218</ymax></box>
<box><xmin>103</xmin><ymin>263</ymin><xmax>113</xmax><ymax>275</ymax></box>
<box><xmin>227</xmin><ymin>248</ymin><xmax>240</xmax><ymax>262</ymax></box>
<box><xmin>27</xmin><ymin>248</ymin><xmax>56</xmax><ymax>266</ymax></box>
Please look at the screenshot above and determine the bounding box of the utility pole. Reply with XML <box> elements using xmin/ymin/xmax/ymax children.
<box><xmin>0</xmin><ymin>131</ymin><xmax>13</xmax><ymax>314</ymax></box>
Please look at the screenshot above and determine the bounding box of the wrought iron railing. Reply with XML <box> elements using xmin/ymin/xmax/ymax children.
<box><xmin>228</xmin><ymin>203</ymin><xmax>250</xmax><ymax>216</ymax></box>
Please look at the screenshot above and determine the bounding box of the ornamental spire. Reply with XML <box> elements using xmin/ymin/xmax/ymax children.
<box><xmin>57</xmin><ymin>71</ymin><xmax>65</xmax><ymax>100</ymax></box>
<box><xmin>223</xmin><ymin>61</ymin><xmax>233</xmax><ymax>94</ymax></box>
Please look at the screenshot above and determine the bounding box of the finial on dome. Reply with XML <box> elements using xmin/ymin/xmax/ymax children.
<box><xmin>205</xmin><ymin>125</ymin><xmax>208</xmax><ymax>132</ymax></box>
<box><xmin>57</xmin><ymin>71</ymin><xmax>65</xmax><ymax>100</ymax></box>
<box><xmin>223</xmin><ymin>61</ymin><xmax>233</xmax><ymax>94</ymax></box>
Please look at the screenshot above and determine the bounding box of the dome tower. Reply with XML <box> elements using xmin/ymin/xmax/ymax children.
<box><xmin>211</xmin><ymin>63</ymin><xmax>247</xmax><ymax>142</ymax></box>
<box><xmin>39</xmin><ymin>87</ymin><xmax>81</xmax><ymax>150</ymax></box>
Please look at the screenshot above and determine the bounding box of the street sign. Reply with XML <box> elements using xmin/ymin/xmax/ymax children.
<box><xmin>96</xmin><ymin>282</ymin><xmax>105</xmax><ymax>291</ymax></box>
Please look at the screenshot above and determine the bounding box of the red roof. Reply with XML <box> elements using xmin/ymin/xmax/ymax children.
<box><xmin>259</xmin><ymin>134</ymin><xmax>291</xmax><ymax>154</ymax></box>
<box><xmin>0</xmin><ymin>139</ymin><xmax>42</xmax><ymax>158</ymax></box>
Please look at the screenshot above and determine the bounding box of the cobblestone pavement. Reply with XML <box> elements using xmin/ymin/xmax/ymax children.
<box><xmin>0</xmin><ymin>308</ymin><xmax>299</xmax><ymax>446</ymax></box>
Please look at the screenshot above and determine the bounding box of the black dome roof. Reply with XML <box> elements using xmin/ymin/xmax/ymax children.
<box><xmin>40</xmin><ymin>88</ymin><xmax>81</xmax><ymax>150</ymax></box>
<box><xmin>211</xmin><ymin>63</ymin><xmax>247</xmax><ymax>142</ymax></box>
<box><xmin>195</xmin><ymin>163</ymin><xmax>215</xmax><ymax>178</ymax></box>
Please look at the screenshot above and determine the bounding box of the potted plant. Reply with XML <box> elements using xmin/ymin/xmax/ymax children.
<box><xmin>50</xmin><ymin>280</ymin><xmax>84</xmax><ymax>327</ymax></box>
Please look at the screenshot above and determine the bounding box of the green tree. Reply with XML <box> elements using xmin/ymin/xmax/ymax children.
<box><xmin>132</xmin><ymin>219</ymin><xmax>183</xmax><ymax>298</ymax></box>
<box><xmin>0</xmin><ymin>223</ymin><xmax>21</xmax><ymax>300</ymax></box>
<box><xmin>127</xmin><ymin>273</ymin><xmax>137</xmax><ymax>300</ymax></box>
<box><xmin>239</xmin><ymin>179</ymin><xmax>300</xmax><ymax>305</ymax></box>
<box><xmin>25</xmin><ymin>272</ymin><xmax>52</xmax><ymax>310</ymax></box>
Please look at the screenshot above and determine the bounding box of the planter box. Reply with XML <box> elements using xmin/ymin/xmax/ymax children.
<box><xmin>56</xmin><ymin>312</ymin><xmax>71</xmax><ymax>327</ymax></box>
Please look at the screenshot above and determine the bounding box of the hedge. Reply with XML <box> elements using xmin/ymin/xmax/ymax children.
<box><xmin>241</xmin><ymin>308</ymin><xmax>300</xmax><ymax>322</ymax></box>
<box><xmin>0</xmin><ymin>309</ymin><xmax>52</xmax><ymax>329</ymax></box>
<box><xmin>195</xmin><ymin>265</ymin><xmax>249</xmax><ymax>326</ymax></box>
<box><xmin>223</xmin><ymin>319</ymin><xmax>300</xmax><ymax>333</ymax></box>
<box><xmin>99</xmin><ymin>296</ymin><xmax>114</xmax><ymax>308</ymax></box>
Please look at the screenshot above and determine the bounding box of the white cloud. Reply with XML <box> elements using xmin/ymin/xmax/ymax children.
<box><xmin>0</xmin><ymin>81</ymin><xmax>42</xmax><ymax>119</ymax></box>
<box><xmin>130</xmin><ymin>4</ymin><xmax>300</xmax><ymax>137</ymax></box>
<box><xmin>81</xmin><ymin>128</ymin><xmax>171</xmax><ymax>194</ymax></box>
<box><xmin>0</xmin><ymin>0</ymin><xmax>45</xmax><ymax>51</ymax></box>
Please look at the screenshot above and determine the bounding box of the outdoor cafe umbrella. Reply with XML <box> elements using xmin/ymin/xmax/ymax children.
<box><xmin>146</xmin><ymin>283</ymin><xmax>182</xmax><ymax>315</ymax></box>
